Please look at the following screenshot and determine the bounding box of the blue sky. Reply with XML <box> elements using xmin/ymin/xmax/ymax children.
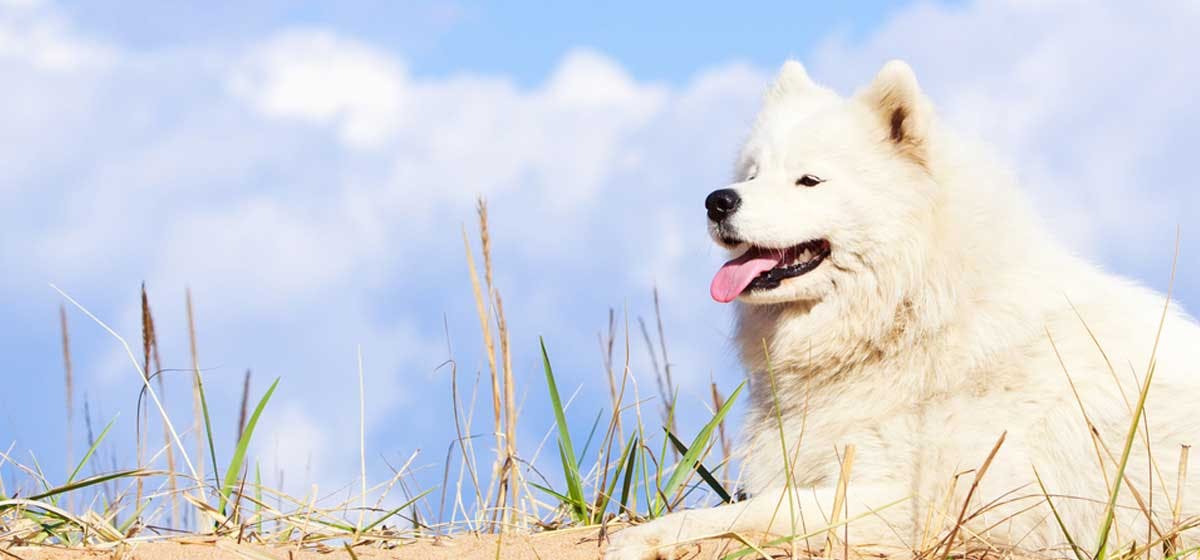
<box><xmin>2</xmin><ymin>0</ymin><xmax>1199</xmax><ymax>522</ymax></box>
<box><xmin>56</xmin><ymin>1</ymin><xmax>916</xmax><ymax>84</ymax></box>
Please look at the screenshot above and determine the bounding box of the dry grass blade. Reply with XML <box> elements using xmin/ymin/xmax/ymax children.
<box><xmin>710</xmin><ymin>380</ymin><xmax>731</xmax><ymax>483</ymax></box>
<box><xmin>636</xmin><ymin>316</ymin><xmax>674</xmax><ymax>439</ymax></box>
<box><xmin>360</xmin><ymin>488</ymin><xmax>435</xmax><ymax>534</ymax></box>
<box><xmin>759</xmin><ymin>340</ymin><xmax>803</xmax><ymax>554</ymax></box>
<box><xmin>825</xmin><ymin>444</ymin><xmax>856</xmax><ymax>553</ymax></box>
<box><xmin>462</xmin><ymin>210</ymin><xmax>503</xmax><ymax>531</ymax></box>
<box><xmin>445</xmin><ymin>352</ymin><xmax>484</xmax><ymax>532</ymax></box>
<box><xmin>721</xmin><ymin>495</ymin><xmax>912</xmax><ymax>560</ymax></box>
<box><xmin>939</xmin><ymin>430</ymin><xmax>1006</xmax><ymax>558</ymax></box>
<box><xmin>495</xmin><ymin>293</ymin><xmax>519</xmax><ymax>529</ymax></box>
<box><xmin>138</xmin><ymin>284</ymin><xmax>152</xmax><ymax>509</ymax></box>
<box><xmin>81</xmin><ymin>510</ymin><xmax>125</xmax><ymax>542</ymax></box>
<box><xmin>651</xmin><ymin>287</ymin><xmax>675</xmax><ymax>415</ymax></box>
<box><xmin>356</xmin><ymin>347</ymin><xmax>367</xmax><ymax>534</ymax></box>
<box><xmin>0</xmin><ymin>498</ymin><xmax>106</xmax><ymax>541</ymax></box>
<box><xmin>31</xmin><ymin>209</ymin><xmax>1171</xmax><ymax>557</ymax></box>
<box><xmin>237</xmin><ymin>370</ymin><xmax>252</xmax><ymax>443</ymax></box>
<box><xmin>51</xmin><ymin>285</ymin><xmax>199</xmax><ymax>482</ymax></box>
<box><xmin>601</xmin><ymin>309</ymin><xmax>619</xmax><ymax>432</ymax></box>
<box><xmin>59</xmin><ymin>304</ymin><xmax>74</xmax><ymax>514</ymax></box>
<box><xmin>592</xmin><ymin>322</ymin><xmax>637</xmax><ymax>524</ymax></box>
<box><xmin>462</xmin><ymin>196</ymin><xmax>523</xmax><ymax>532</ymax></box>
<box><xmin>1170</xmin><ymin>445</ymin><xmax>1191</xmax><ymax>554</ymax></box>
<box><xmin>139</xmin><ymin>286</ymin><xmax>180</xmax><ymax>529</ymax></box>
<box><xmin>187</xmin><ymin>288</ymin><xmax>210</xmax><ymax>505</ymax></box>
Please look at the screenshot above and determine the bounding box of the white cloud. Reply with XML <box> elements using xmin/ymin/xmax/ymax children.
<box><xmin>6</xmin><ymin>20</ymin><xmax>744</xmax><ymax>491</ymax></box>
<box><xmin>5</xmin><ymin>0</ymin><xmax>1200</xmax><ymax>504</ymax></box>
<box><xmin>0</xmin><ymin>0</ymin><xmax>112</xmax><ymax>70</ymax></box>
<box><xmin>260</xmin><ymin>404</ymin><xmax>329</xmax><ymax>486</ymax></box>
<box><xmin>229</xmin><ymin>29</ymin><xmax>409</xmax><ymax>149</ymax></box>
<box><xmin>810</xmin><ymin>0</ymin><xmax>1200</xmax><ymax>262</ymax></box>
<box><xmin>542</xmin><ymin>49</ymin><xmax>660</xmax><ymax>109</ymax></box>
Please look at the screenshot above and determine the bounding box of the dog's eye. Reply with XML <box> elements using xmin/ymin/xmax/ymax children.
<box><xmin>795</xmin><ymin>174</ymin><xmax>824</xmax><ymax>187</ymax></box>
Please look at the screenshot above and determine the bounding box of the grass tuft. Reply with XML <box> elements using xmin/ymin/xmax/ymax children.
<box><xmin>219</xmin><ymin>378</ymin><xmax>280</xmax><ymax>517</ymax></box>
<box><xmin>7</xmin><ymin>217</ymin><xmax>1193</xmax><ymax>560</ymax></box>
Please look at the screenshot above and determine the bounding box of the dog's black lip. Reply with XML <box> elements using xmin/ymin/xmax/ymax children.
<box><xmin>743</xmin><ymin>239</ymin><xmax>831</xmax><ymax>292</ymax></box>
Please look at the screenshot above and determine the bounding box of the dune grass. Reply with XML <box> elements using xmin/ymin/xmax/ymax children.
<box><xmin>2</xmin><ymin>208</ymin><xmax>1197</xmax><ymax>560</ymax></box>
<box><xmin>0</xmin><ymin>200</ymin><xmax>744</xmax><ymax>556</ymax></box>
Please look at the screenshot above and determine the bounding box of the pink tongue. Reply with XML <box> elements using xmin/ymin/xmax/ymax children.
<box><xmin>710</xmin><ymin>251</ymin><xmax>784</xmax><ymax>303</ymax></box>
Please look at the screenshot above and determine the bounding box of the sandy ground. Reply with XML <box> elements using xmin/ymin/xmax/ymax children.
<box><xmin>8</xmin><ymin>535</ymin><xmax>600</xmax><ymax>560</ymax></box>
<box><xmin>4</xmin><ymin>529</ymin><xmax>756</xmax><ymax>560</ymax></box>
<box><xmin>2</xmin><ymin>531</ymin><xmax>775</xmax><ymax>560</ymax></box>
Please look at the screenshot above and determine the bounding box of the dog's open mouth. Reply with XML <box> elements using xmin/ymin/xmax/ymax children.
<box><xmin>710</xmin><ymin>239</ymin><xmax>831</xmax><ymax>303</ymax></box>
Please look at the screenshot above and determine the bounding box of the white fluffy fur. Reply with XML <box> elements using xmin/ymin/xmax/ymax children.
<box><xmin>606</xmin><ymin>60</ymin><xmax>1200</xmax><ymax>559</ymax></box>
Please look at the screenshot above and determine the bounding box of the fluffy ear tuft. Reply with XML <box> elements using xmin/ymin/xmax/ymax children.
<box><xmin>859</xmin><ymin>60</ymin><xmax>931</xmax><ymax>161</ymax></box>
<box><xmin>767</xmin><ymin>60</ymin><xmax>816</xmax><ymax>98</ymax></box>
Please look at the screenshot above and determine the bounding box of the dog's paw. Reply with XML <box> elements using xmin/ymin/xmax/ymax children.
<box><xmin>603</xmin><ymin>522</ymin><xmax>683</xmax><ymax>560</ymax></box>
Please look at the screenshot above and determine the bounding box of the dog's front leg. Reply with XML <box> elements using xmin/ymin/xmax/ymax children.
<box><xmin>603</xmin><ymin>484</ymin><xmax>906</xmax><ymax>560</ymax></box>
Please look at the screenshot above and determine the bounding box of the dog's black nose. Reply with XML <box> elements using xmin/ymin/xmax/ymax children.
<box><xmin>705</xmin><ymin>189</ymin><xmax>741</xmax><ymax>222</ymax></box>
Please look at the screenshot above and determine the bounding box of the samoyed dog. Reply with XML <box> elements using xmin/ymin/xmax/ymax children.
<box><xmin>605</xmin><ymin>60</ymin><xmax>1200</xmax><ymax>559</ymax></box>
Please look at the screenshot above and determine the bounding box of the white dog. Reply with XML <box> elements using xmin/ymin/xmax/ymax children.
<box><xmin>606</xmin><ymin>60</ymin><xmax>1200</xmax><ymax>559</ymax></box>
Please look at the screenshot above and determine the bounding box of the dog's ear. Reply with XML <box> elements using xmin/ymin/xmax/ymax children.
<box><xmin>859</xmin><ymin>60</ymin><xmax>931</xmax><ymax>163</ymax></box>
<box><xmin>768</xmin><ymin>60</ymin><xmax>816</xmax><ymax>98</ymax></box>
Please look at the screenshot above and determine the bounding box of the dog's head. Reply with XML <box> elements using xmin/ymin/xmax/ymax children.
<box><xmin>708</xmin><ymin>60</ymin><xmax>939</xmax><ymax>307</ymax></box>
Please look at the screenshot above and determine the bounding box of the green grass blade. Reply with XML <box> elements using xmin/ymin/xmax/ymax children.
<box><xmin>67</xmin><ymin>415</ymin><xmax>117</xmax><ymax>484</ymax></box>
<box><xmin>29</xmin><ymin>453</ymin><xmax>51</xmax><ymax>495</ymax></box>
<box><xmin>652</xmin><ymin>381</ymin><xmax>744</xmax><ymax>517</ymax></box>
<box><xmin>1165</xmin><ymin>546</ymin><xmax>1200</xmax><ymax>560</ymax></box>
<box><xmin>360</xmin><ymin>488</ymin><xmax>434</xmax><ymax>533</ymax></box>
<box><xmin>666</xmin><ymin>430</ymin><xmax>732</xmax><ymax>503</ymax></box>
<box><xmin>195</xmin><ymin>368</ymin><xmax>222</xmax><ymax>497</ymax></box>
<box><xmin>19</xmin><ymin>469</ymin><xmax>146</xmax><ymax>504</ymax></box>
<box><xmin>541</xmin><ymin>338</ymin><xmax>587</xmax><ymax>521</ymax></box>
<box><xmin>1095</xmin><ymin>361</ymin><xmax>1157</xmax><ymax>559</ymax></box>
<box><xmin>301</xmin><ymin>516</ymin><xmax>356</xmax><ymax>533</ymax></box>
<box><xmin>1033</xmin><ymin>467</ymin><xmax>1088</xmax><ymax>560</ymax></box>
<box><xmin>529</xmin><ymin>482</ymin><xmax>572</xmax><ymax>505</ymax></box>
<box><xmin>594</xmin><ymin>433</ymin><xmax>637</xmax><ymax>523</ymax></box>
<box><xmin>577</xmin><ymin>409</ymin><xmax>605</xmax><ymax>462</ymax></box>
<box><xmin>619</xmin><ymin>436</ymin><xmax>640</xmax><ymax>516</ymax></box>
<box><xmin>557</xmin><ymin>442</ymin><xmax>589</xmax><ymax>521</ymax></box>
<box><xmin>34</xmin><ymin>519</ymin><xmax>67</xmax><ymax>544</ymax></box>
<box><xmin>119</xmin><ymin>498</ymin><xmax>150</xmax><ymax>534</ymax></box>
<box><xmin>219</xmin><ymin>377</ymin><xmax>279</xmax><ymax>514</ymax></box>
<box><xmin>657</xmin><ymin>389</ymin><xmax>678</xmax><ymax>485</ymax></box>
<box><xmin>638</xmin><ymin>424</ymin><xmax>653</xmax><ymax>516</ymax></box>
<box><xmin>648</xmin><ymin>390</ymin><xmax>680</xmax><ymax>519</ymax></box>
